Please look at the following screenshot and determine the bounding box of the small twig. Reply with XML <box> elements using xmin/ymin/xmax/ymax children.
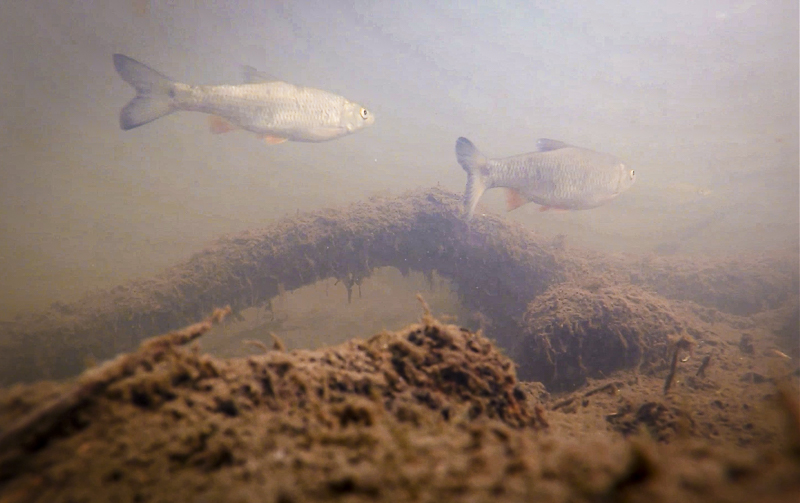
<box><xmin>664</xmin><ymin>335</ymin><xmax>696</xmax><ymax>395</ymax></box>
<box><xmin>663</xmin><ymin>349</ymin><xmax>680</xmax><ymax>395</ymax></box>
<box><xmin>584</xmin><ymin>382</ymin><xmax>622</xmax><ymax>398</ymax></box>
<box><xmin>417</xmin><ymin>293</ymin><xmax>432</xmax><ymax>317</ymax></box>
<box><xmin>550</xmin><ymin>397</ymin><xmax>575</xmax><ymax>411</ymax></box>
<box><xmin>270</xmin><ymin>332</ymin><xmax>286</xmax><ymax>352</ymax></box>
<box><xmin>243</xmin><ymin>340</ymin><xmax>270</xmax><ymax>354</ymax></box>
<box><xmin>696</xmin><ymin>355</ymin><xmax>712</xmax><ymax>377</ymax></box>
<box><xmin>139</xmin><ymin>307</ymin><xmax>230</xmax><ymax>352</ymax></box>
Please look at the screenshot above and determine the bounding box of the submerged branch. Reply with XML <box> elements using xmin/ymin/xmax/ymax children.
<box><xmin>0</xmin><ymin>187</ymin><xmax>796</xmax><ymax>386</ymax></box>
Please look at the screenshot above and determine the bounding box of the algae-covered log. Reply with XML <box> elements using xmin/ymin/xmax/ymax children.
<box><xmin>1</xmin><ymin>187</ymin><xmax>797</xmax><ymax>387</ymax></box>
<box><xmin>0</xmin><ymin>188</ymin><xmax>562</xmax><ymax>385</ymax></box>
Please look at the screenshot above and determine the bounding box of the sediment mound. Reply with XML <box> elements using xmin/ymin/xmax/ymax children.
<box><xmin>0</xmin><ymin>310</ymin><xmax>541</xmax><ymax>501</ymax></box>
<box><xmin>516</xmin><ymin>284</ymin><xmax>690</xmax><ymax>389</ymax></box>
<box><xmin>1</xmin><ymin>311</ymin><xmax>798</xmax><ymax>503</ymax></box>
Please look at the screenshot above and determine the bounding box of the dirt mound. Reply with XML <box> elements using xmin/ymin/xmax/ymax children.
<box><xmin>1</xmin><ymin>310</ymin><xmax>799</xmax><ymax>503</ymax></box>
<box><xmin>94</xmin><ymin>311</ymin><xmax>537</xmax><ymax>431</ymax></box>
<box><xmin>0</xmin><ymin>310</ymin><xmax>544</xmax><ymax>502</ymax></box>
<box><xmin>516</xmin><ymin>283</ymin><xmax>693</xmax><ymax>390</ymax></box>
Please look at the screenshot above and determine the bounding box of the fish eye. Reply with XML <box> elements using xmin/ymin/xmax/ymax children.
<box><xmin>360</xmin><ymin>108</ymin><xmax>369</xmax><ymax>119</ymax></box>
<box><xmin>629</xmin><ymin>169</ymin><xmax>635</xmax><ymax>179</ymax></box>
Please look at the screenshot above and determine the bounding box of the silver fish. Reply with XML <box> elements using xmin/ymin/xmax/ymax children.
<box><xmin>455</xmin><ymin>137</ymin><xmax>635</xmax><ymax>219</ymax></box>
<box><xmin>113</xmin><ymin>54</ymin><xmax>375</xmax><ymax>143</ymax></box>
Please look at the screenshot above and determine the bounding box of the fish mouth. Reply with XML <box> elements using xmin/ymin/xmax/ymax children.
<box><xmin>346</xmin><ymin>116</ymin><xmax>375</xmax><ymax>132</ymax></box>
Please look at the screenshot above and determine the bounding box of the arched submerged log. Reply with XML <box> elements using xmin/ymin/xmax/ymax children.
<box><xmin>1</xmin><ymin>187</ymin><xmax>797</xmax><ymax>387</ymax></box>
<box><xmin>0</xmin><ymin>188</ymin><xmax>564</xmax><ymax>385</ymax></box>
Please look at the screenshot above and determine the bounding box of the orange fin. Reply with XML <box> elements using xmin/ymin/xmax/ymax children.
<box><xmin>209</xmin><ymin>115</ymin><xmax>236</xmax><ymax>134</ymax></box>
<box><xmin>261</xmin><ymin>135</ymin><xmax>288</xmax><ymax>144</ymax></box>
<box><xmin>505</xmin><ymin>189</ymin><xmax>527</xmax><ymax>211</ymax></box>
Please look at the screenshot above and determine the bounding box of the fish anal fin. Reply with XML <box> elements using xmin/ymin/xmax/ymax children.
<box><xmin>209</xmin><ymin>115</ymin><xmax>237</xmax><ymax>134</ymax></box>
<box><xmin>505</xmin><ymin>189</ymin><xmax>527</xmax><ymax>211</ymax></box>
<box><xmin>261</xmin><ymin>134</ymin><xmax>288</xmax><ymax>144</ymax></box>
<box><xmin>539</xmin><ymin>205</ymin><xmax>569</xmax><ymax>212</ymax></box>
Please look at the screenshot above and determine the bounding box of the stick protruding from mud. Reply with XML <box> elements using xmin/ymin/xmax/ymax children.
<box><xmin>0</xmin><ymin>307</ymin><xmax>231</xmax><ymax>456</ymax></box>
<box><xmin>416</xmin><ymin>293</ymin><xmax>433</xmax><ymax>323</ymax></box>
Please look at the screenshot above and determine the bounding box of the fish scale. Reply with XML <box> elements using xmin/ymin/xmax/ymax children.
<box><xmin>113</xmin><ymin>54</ymin><xmax>374</xmax><ymax>143</ymax></box>
<box><xmin>456</xmin><ymin>137</ymin><xmax>635</xmax><ymax>219</ymax></box>
<box><xmin>178</xmin><ymin>83</ymin><xmax>352</xmax><ymax>136</ymax></box>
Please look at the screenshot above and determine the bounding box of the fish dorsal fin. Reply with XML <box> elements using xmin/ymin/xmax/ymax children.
<box><xmin>242</xmin><ymin>65</ymin><xmax>280</xmax><ymax>84</ymax></box>
<box><xmin>536</xmin><ymin>139</ymin><xmax>571</xmax><ymax>152</ymax></box>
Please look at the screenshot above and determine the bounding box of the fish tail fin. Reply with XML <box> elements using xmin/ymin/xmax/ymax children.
<box><xmin>113</xmin><ymin>54</ymin><xmax>177</xmax><ymax>130</ymax></box>
<box><xmin>456</xmin><ymin>137</ymin><xmax>490</xmax><ymax>220</ymax></box>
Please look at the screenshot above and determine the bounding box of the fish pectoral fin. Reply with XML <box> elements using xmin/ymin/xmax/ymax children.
<box><xmin>261</xmin><ymin>134</ymin><xmax>288</xmax><ymax>144</ymax></box>
<box><xmin>209</xmin><ymin>116</ymin><xmax>237</xmax><ymax>134</ymax></box>
<box><xmin>505</xmin><ymin>189</ymin><xmax>527</xmax><ymax>211</ymax></box>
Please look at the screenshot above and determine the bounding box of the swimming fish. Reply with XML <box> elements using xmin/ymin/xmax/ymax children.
<box><xmin>112</xmin><ymin>54</ymin><xmax>375</xmax><ymax>143</ymax></box>
<box><xmin>455</xmin><ymin>137</ymin><xmax>636</xmax><ymax>219</ymax></box>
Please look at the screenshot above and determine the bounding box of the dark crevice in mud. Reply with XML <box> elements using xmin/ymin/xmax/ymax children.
<box><xmin>0</xmin><ymin>187</ymin><xmax>797</xmax><ymax>387</ymax></box>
